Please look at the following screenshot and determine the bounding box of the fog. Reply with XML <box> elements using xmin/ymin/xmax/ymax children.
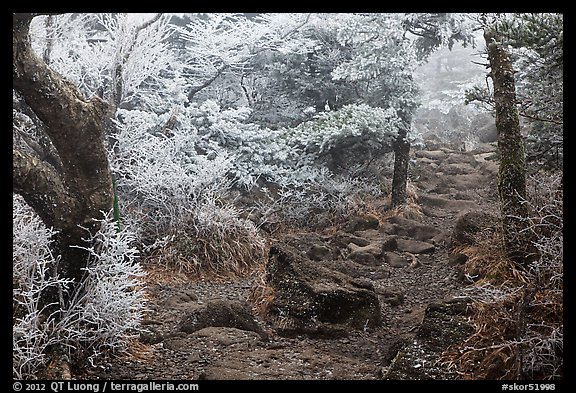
<box><xmin>413</xmin><ymin>34</ymin><xmax>492</xmax><ymax>149</ymax></box>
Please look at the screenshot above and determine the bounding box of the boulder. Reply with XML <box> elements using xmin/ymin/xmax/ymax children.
<box><xmin>283</xmin><ymin>233</ymin><xmax>337</xmax><ymax>260</ymax></box>
<box><xmin>307</xmin><ymin>244</ymin><xmax>331</xmax><ymax>261</ymax></box>
<box><xmin>317</xmin><ymin>259</ymin><xmax>390</xmax><ymax>280</ymax></box>
<box><xmin>342</xmin><ymin>214</ymin><xmax>380</xmax><ymax>233</ymax></box>
<box><xmin>178</xmin><ymin>299</ymin><xmax>263</xmax><ymax>336</ymax></box>
<box><xmin>376</xmin><ymin>287</ymin><xmax>405</xmax><ymax>307</ymax></box>
<box><xmin>452</xmin><ymin>210</ymin><xmax>499</xmax><ymax>246</ymax></box>
<box><xmin>331</xmin><ymin>231</ymin><xmax>371</xmax><ymax>249</ymax></box>
<box><xmin>384</xmin><ymin>298</ymin><xmax>474</xmax><ymax>380</ymax></box>
<box><xmin>347</xmin><ymin>246</ymin><xmax>378</xmax><ymax>265</ymax></box>
<box><xmin>346</xmin><ymin>241</ymin><xmax>395</xmax><ymax>266</ymax></box>
<box><xmin>477</xmin><ymin>122</ymin><xmax>498</xmax><ymax>143</ymax></box>
<box><xmin>396</xmin><ymin>238</ymin><xmax>435</xmax><ymax>254</ymax></box>
<box><xmin>266</xmin><ymin>243</ymin><xmax>381</xmax><ymax>336</ymax></box>
<box><xmin>415</xmin><ymin>150</ymin><xmax>448</xmax><ymax>160</ymax></box>
<box><xmin>383</xmin><ymin>252</ymin><xmax>410</xmax><ymax>268</ymax></box>
<box><xmin>418</xmin><ymin>194</ymin><xmax>478</xmax><ymax>212</ymax></box>
<box><xmin>386</xmin><ymin>216</ymin><xmax>441</xmax><ymax>242</ymax></box>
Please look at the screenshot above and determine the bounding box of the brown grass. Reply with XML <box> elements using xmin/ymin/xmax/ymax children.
<box><xmin>442</xmin><ymin>202</ymin><xmax>563</xmax><ymax>380</ymax></box>
<box><xmin>246</xmin><ymin>262</ymin><xmax>276</xmax><ymax>318</ymax></box>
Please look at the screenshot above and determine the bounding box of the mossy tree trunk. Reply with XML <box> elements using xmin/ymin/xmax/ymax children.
<box><xmin>484</xmin><ymin>28</ymin><xmax>536</xmax><ymax>265</ymax></box>
<box><xmin>391</xmin><ymin>118</ymin><xmax>411</xmax><ymax>208</ymax></box>
<box><xmin>13</xmin><ymin>13</ymin><xmax>113</xmax><ymax>289</ymax></box>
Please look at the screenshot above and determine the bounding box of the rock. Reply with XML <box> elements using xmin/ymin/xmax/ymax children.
<box><xmin>415</xmin><ymin>150</ymin><xmax>447</xmax><ymax>160</ymax></box>
<box><xmin>449</xmin><ymin>252</ymin><xmax>468</xmax><ymax>265</ymax></box>
<box><xmin>376</xmin><ymin>287</ymin><xmax>405</xmax><ymax>307</ymax></box>
<box><xmin>342</xmin><ymin>214</ymin><xmax>380</xmax><ymax>233</ymax></box>
<box><xmin>396</xmin><ymin>238</ymin><xmax>435</xmax><ymax>254</ymax></box>
<box><xmin>162</xmin><ymin>290</ymin><xmax>198</xmax><ymax>309</ymax></box>
<box><xmin>192</xmin><ymin>326</ymin><xmax>261</xmax><ymax>347</ymax></box>
<box><xmin>347</xmin><ymin>242</ymin><xmax>384</xmax><ymax>265</ymax></box>
<box><xmin>444</xmin><ymin>152</ymin><xmax>478</xmax><ymax>166</ymax></box>
<box><xmin>452</xmin><ymin>210</ymin><xmax>499</xmax><ymax>246</ymax></box>
<box><xmin>439</xmin><ymin>162</ymin><xmax>477</xmax><ymax>176</ymax></box>
<box><xmin>477</xmin><ymin>159</ymin><xmax>499</xmax><ymax>176</ymax></box>
<box><xmin>418</xmin><ymin>194</ymin><xmax>478</xmax><ymax>212</ymax></box>
<box><xmin>378</xmin><ymin>222</ymin><xmax>398</xmax><ymax>235</ymax></box>
<box><xmin>381</xmin><ymin>236</ymin><xmax>399</xmax><ymax>251</ymax></box>
<box><xmin>266</xmin><ymin>243</ymin><xmax>381</xmax><ymax>336</ymax></box>
<box><xmin>383</xmin><ymin>252</ymin><xmax>410</xmax><ymax>268</ymax></box>
<box><xmin>331</xmin><ymin>231</ymin><xmax>371</xmax><ymax>248</ymax></box>
<box><xmin>139</xmin><ymin>328</ymin><xmax>163</xmax><ymax>344</ymax></box>
<box><xmin>348</xmin><ymin>249</ymin><xmax>377</xmax><ymax>265</ymax></box>
<box><xmin>445</xmin><ymin>173</ymin><xmax>489</xmax><ymax>192</ymax></box>
<box><xmin>307</xmin><ymin>244</ymin><xmax>331</xmax><ymax>261</ymax></box>
<box><xmin>386</xmin><ymin>216</ymin><xmax>441</xmax><ymax>242</ymax></box>
<box><xmin>384</xmin><ymin>298</ymin><xmax>474</xmax><ymax>380</ymax></box>
<box><xmin>477</xmin><ymin>122</ymin><xmax>498</xmax><ymax>143</ymax></box>
<box><xmin>317</xmin><ymin>259</ymin><xmax>390</xmax><ymax>280</ymax></box>
<box><xmin>283</xmin><ymin>233</ymin><xmax>336</xmax><ymax>259</ymax></box>
<box><xmin>470</xmin><ymin>142</ymin><xmax>497</xmax><ymax>155</ymax></box>
<box><xmin>178</xmin><ymin>299</ymin><xmax>263</xmax><ymax>336</ymax></box>
<box><xmin>414</xmin><ymin>300</ymin><xmax>474</xmax><ymax>350</ymax></box>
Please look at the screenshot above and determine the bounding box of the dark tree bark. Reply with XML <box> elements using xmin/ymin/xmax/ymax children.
<box><xmin>13</xmin><ymin>13</ymin><xmax>113</xmax><ymax>285</ymax></box>
<box><xmin>484</xmin><ymin>28</ymin><xmax>537</xmax><ymax>265</ymax></box>
<box><xmin>391</xmin><ymin>120</ymin><xmax>411</xmax><ymax>207</ymax></box>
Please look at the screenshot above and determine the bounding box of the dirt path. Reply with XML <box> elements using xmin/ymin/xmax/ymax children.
<box><xmin>77</xmin><ymin>143</ymin><xmax>500</xmax><ymax>380</ymax></box>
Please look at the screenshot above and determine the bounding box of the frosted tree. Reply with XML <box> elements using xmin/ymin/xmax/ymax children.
<box><xmin>175</xmin><ymin>13</ymin><xmax>317</xmax><ymax>107</ymax></box>
<box><xmin>327</xmin><ymin>13</ymin><xmax>474</xmax><ymax>206</ymax></box>
<box><xmin>466</xmin><ymin>13</ymin><xmax>563</xmax><ymax>171</ymax></box>
<box><xmin>30</xmin><ymin>13</ymin><xmax>179</xmax><ymax>112</ymax></box>
<box><xmin>15</xmin><ymin>11</ymin><xmax>179</xmax><ymax>289</ymax></box>
<box><xmin>13</xmin><ymin>13</ymin><xmax>149</xmax><ymax>378</ymax></box>
<box><xmin>477</xmin><ymin>13</ymin><xmax>545</xmax><ymax>265</ymax></box>
<box><xmin>14</xmin><ymin>13</ymin><xmax>113</xmax><ymax>287</ymax></box>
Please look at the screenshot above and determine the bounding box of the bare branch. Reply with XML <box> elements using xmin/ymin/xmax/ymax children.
<box><xmin>281</xmin><ymin>13</ymin><xmax>311</xmax><ymax>40</ymax></box>
<box><xmin>187</xmin><ymin>65</ymin><xmax>228</xmax><ymax>101</ymax></box>
<box><xmin>471</xmin><ymin>60</ymin><xmax>490</xmax><ymax>68</ymax></box>
<box><xmin>135</xmin><ymin>13</ymin><xmax>162</xmax><ymax>32</ymax></box>
<box><xmin>519</xmin><ymin>111</ymin><xmax>564</xmax><ymax>126</ymax></box>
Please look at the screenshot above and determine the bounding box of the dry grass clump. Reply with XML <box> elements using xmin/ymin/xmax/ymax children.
<box><xmin>379</xmin><ymin>181</ymin><xmax>424</xmax><ymax>221</ymax></box>
<box><xmin>442</xmin><ymin>173</ymin><xmax>563</xmax><ymax>380</ymax></box>
<box><xmin>140</xmin><ymin>200</ymin><xmax>267</xmax><ymax>278</ymax></box>
<box><xmin>151</xmin><ymin>227</ymin><xmax>266</xmax><ymax>278</ymax></box>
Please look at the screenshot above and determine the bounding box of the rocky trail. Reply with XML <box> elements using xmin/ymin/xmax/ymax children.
<box><xmin>77</xmin><ymin>142</ymin><xmax>501</xmax><ymax>380</ymax></box>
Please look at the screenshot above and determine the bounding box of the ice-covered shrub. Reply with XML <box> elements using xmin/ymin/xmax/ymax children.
<box><xmin>13</xmin><ymin>194</ymin><xmax>71</xmax><ymax>379</ymax></box>
<box><xmin>110</xmin><ymin>106</ymin><xmax>266</xmax><ymax>274</ymax></box>
<box><xmin>110</xmin><ymin>100</ymin><xmax>401</xmax><ymax>264</ymax></box>
<box><xmin>59</xmin><ymin>214</ymin><xmax>146</xmax><ymax>358</ymax></box>
<box><xmin>255</xmin><ymin>168</ymin><xmax>386</xmax><ymax>230</ymax></box>
<box><xmin>13</xmin><ymin>195</ymin><xmax>146</xmax><ymax>379</ymax></box>
<box><xmin>179</xmin><ymin>101</ymin><xmax>398</xmax><ymax>228</ymax></box>
<box><xmin>188</xmin><ymin>100</ymin><xmax>400</xmax><ymax>185</ymax></box>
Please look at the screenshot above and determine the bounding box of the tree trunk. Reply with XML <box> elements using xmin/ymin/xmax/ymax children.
<box><xmin>13</xmin><ymin>13</ymin><xmax>113</xmax><ymax>286</ymax></box>
<box><xmin>484</xmin><ymin>29</ymin><xmax>536</xmax><ymax>265</ymax></box>
<box><xmin>391</xmin><ymin>122</ymin><xmax>411</xmax><ymax>207</ymax></box>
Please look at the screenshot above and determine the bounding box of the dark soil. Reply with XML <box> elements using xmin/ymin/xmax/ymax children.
<box><xmin>75</xmin><ymin>143</ymin><xmax>500</xmax><ymax>380</ymax></box>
